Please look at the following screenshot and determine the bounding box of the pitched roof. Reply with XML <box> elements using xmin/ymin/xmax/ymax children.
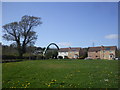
<box><xmin>69</xmin><ymin>47</ymin><xmax>81</xmax><ymax>51</ymax></box>
<box><xmin>59</xmin><ymin>47</ymin><xmax>81</xmax><ymax>52</ymax></box>
<box><xmin>59</xmin><ymin>48</ymin><xmax>69</xmax><ymax>52</ymax></box>
<box><xmin>88</xmin><ymin>46</ymin><xmax>117</xmax><ymax>52</ymax></box>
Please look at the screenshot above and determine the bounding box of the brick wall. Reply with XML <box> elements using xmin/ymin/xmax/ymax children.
<box><xmin>88</xmin><ymin>51</ymin><xmax>100</xmax><ymax>59</ymax></box>
<box><xmin>68</xmin><ymin>51</ymin><xmax>79</xmax><ymax>59</ymax></box>
<box><xmin>100</xmin><ymin>50</ymin><xmax>116</xmax><ymax>60</ymax></box>
<box><xmin>88</xmin><ymin>50</ymin><xmax>116</xmax><ymax>60</ymax></box>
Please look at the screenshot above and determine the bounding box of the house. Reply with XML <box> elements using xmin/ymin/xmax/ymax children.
<box><xmin>58</xmin><ymin>47</ymin><xmax>85</xmax><ymax>59</ymax></box>
<box><xmin>58</xmin><ymin>48</ymin><xmax>69</xmax><ymax>59</ymax></box>
<box><xmin>88</xmin><ymin>46</ymin><xmax>117</xmax><ymax>60</ymax></box>
<box><xmin>68</xmin><ymin>47</ymin><xmax>81</xmax><ymax>59</ymax></box>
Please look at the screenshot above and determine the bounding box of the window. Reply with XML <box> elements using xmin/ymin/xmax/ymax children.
<box><xmin>110</xmin><ymin>51</ymin><xmax>113</xmax><ymax>53</ymax></box>
<box><xmin>105</xmin><ymin>47</ymin><xmax>110</xmax><ymax>50</ymax></box>
<box><xmin>69</xmin><ymin>52</ymin><xmax>73</xmax><ymax>53</ymax></box>
<box><xmin>72</xmin><ymin>49</ymin><xmax>76</xmax><ymax>51</ymax></box>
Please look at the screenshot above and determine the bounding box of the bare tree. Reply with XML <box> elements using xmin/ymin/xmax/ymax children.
<box><xmin>2</xmin><ymin>15</ymin><xmax>42</xmax><ymax>58</ymax></box>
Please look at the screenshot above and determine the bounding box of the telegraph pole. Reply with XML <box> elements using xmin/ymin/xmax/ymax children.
<box><xmin>92</xmin><ymin>42</ymin><xmax>94</xmax><ymax>47</ymax></box>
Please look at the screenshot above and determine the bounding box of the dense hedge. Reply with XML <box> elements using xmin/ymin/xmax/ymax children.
<box><xmin>2</xmin><ymin>55</ymin><xmax>46</xmax><ymax>63</ymax></box>
<box><xmin>2</xmin><ymin>55</ymin><xmax>44</xmax><ymax>60</ymax></box>
<box><xmin>2</xmin><ymin>55</ymin><xmax>21</xmax><ymax>60</ymax></box>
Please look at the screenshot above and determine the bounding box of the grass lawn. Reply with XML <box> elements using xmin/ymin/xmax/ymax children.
<box><xmin>2</xmin><ymin>59</ymin><xmax>119</xmax><ymax>88</ymax></box>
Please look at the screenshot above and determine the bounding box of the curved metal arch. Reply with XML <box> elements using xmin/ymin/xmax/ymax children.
<box><xmin>43</xmin><ymin>43</ymin><xmax>59</xmax><ymax>56</ymax></box>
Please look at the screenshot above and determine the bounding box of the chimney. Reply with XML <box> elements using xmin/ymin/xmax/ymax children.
<box><xmin>101</xmin><ymin>45</ymin><xmax>104</xmax><ymax>50</ymax></box>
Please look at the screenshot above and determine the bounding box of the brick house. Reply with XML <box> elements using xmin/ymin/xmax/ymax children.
<box><xmin>68</xmin><ymin>47</ymin><xmax>81</xmax><ymax>59</ymax></box>
<box><xmin>88</xmin><ymin>46</ymin><xmax>117</xmax><ymax>60</ymax></box>
<box><xmin>58</xmin><ymin>47</ymin><xmax>84</xmax><ymax>59</ymax></box>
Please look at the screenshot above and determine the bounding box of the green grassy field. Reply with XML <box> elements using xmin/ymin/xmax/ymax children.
<box><xmin>2</xmin><ymin>59</ymin><xmax>119</xmax><ymax>88</ymax></box>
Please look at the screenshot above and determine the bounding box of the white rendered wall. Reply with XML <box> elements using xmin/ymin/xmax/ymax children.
<box><xmin>58</xmin><ymin>52</ymin><xmax>68</xmax><ymax>58</ymax></box>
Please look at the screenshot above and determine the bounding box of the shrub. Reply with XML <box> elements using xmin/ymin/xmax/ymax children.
<box><xmin>79</xmin><ymin>56</ymin><xmax>86</xmax><ymax>59</ymax></box>
<box><xmin>58</xmin><ymin>56</ymin><xmax>63</xmax><ymax>59</ymax></box>
<box><xmin>36</xmin><ymin>55</ymin><xmax>44</xmax><ymax>60</ymax></box>
<box><xmin>2</xmin><ymin>55</ymin><xmax>19</xmax><ymax>60</ymax></box>
<box><xmin>2</xmin><ymin>55</ymin><xmax>38</xmax><ymax>60</ymax></box>
<box><xmin>64</xmin><ymin>56</ymin><xmax>69</xmax><ymax>59</ymax></box>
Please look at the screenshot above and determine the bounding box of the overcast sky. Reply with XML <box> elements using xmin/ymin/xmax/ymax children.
<box><xmin>2</xmin><ymin>2</ymin><xmax>118</xmax><ymax>48</ymax></box>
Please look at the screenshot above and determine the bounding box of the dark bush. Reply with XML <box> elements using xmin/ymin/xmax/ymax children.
<box><xmin>2</xmin><ymin>55</ymin><xmax>19</xmax><ymax>60</ymax></box>
<box><xmin>2</xmin><ymin>55</ymin><xmax>39</xmax><ymax>60</ymax></box>
<box><xmin>79</xmin><ymin>56</ymin><xmax>86</xmax><ymax>59</ymax></box>
<box><xmin>36</xmin><ymin>55</ymin><xmax>44</xmax><ymax>60</ymax></box>
<box><xmin>58</xmin><ymin>56</ymin><xmax>63</xmax><ymax>59</ymax></box>
<box><xmin>64</xmin><ymin>56</ymin><xmax>69</xmax><ymax>59</ymax></box>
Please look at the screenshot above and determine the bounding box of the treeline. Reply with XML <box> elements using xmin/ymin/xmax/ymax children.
<box><xmin>2</xmin><ymin>44</ymin><xmax>58</xmax><ymax>60</ymax></box>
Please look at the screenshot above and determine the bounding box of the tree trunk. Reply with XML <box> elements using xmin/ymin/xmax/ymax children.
<box><xmin>19</xmin><ymin>51</ymin><xmax>23</xmax><ymax>58</ymax></box>
<box><xmin>17</xmin><ymin>43</ymin><xmax>23</xmax><ymax>59</ymax></box>
<box><xmin>22</xmin><ymin>45</ymin><xmax>26</xmax><ymax>54</ymax></box>
<box><xmin>17</xmin><ymin>45</ymin><xmax>27</xmax><ymax>59</ymax></box>
<box><xmin>18</xmin><ymin>47</ymin><xmax>23</xmax><ymax>58</ymax></box>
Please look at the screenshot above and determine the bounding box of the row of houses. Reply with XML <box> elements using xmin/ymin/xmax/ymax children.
<box><xmin>58</xmin><ymin>46</ymin><xmax>117</xmax><ymax>60</ymax></box>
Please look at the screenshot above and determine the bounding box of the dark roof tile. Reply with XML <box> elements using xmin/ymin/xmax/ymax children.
<box><xmin>59</xmin><ymin>47</ymin><xmax>81</xmax><ymax>52</ymax></box>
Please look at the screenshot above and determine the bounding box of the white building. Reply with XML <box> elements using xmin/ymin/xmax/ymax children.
<box><xmin>58</xmin><ymin>48</ymin><xmax>69</xmax><ymax>59</ymax></box>
<box><xmin>58</xmin><ymin>47</ymin><xmax>83</xmax><ymax>59</ymax></box>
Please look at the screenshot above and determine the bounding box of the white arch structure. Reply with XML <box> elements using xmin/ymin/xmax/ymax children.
<box><xmin>43</xmin><ymin>43</ymin><xmax>59</xmax><ymax>56</ymax></box>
